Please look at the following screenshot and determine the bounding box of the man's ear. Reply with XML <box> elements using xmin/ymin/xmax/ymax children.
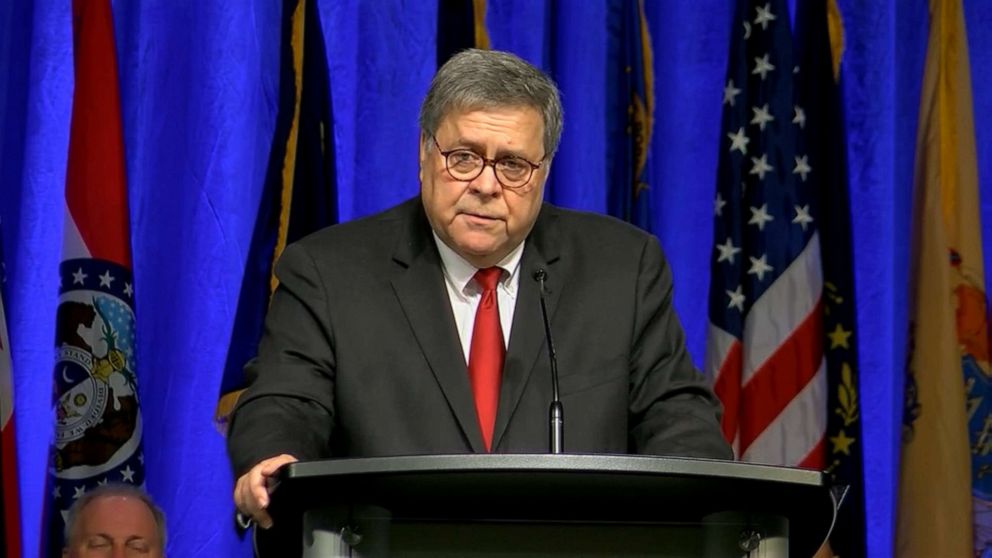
<box><xmin>538</xmin><ymin>159</ymin><xmax>552</xmax><ymax>182</ymax></box>
<box><xmin>418</xmin><ymin>133</ymin><xmax>429</xmax><ymax>183</ymax></box>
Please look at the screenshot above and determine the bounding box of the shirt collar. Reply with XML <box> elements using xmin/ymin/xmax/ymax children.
<box><xmin>432</xmin><ymin>232</ymin><xmax>525</xmax><ymax>297</ymax></box>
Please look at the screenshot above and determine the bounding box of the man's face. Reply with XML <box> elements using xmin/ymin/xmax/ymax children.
<box><xmin>63</xmin><ymin>496</ymin><xmax>163</xmax><ymax>558</ymax></box>
<box><xmin>420</xmin><ymin>106</ymin><xmax>549</xmax><ymax>268</ymax></box>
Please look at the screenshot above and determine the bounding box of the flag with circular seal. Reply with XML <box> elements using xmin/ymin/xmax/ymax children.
<box><xmin>45</xmin><ymin>0</ymin><xmax>145</xmax><ymax>554</ymax></box>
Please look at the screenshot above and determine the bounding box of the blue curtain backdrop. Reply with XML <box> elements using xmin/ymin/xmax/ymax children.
<box><xmin>1</xmin><ymin>1</ymin><xmax>991</xmax><ymax>557</ymax></box>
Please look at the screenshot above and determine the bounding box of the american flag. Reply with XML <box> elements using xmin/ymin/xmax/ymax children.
<box><xmin>705</xmin><ymin>0</ymin><xmax>826</xmax><ymax>468</ymax></box>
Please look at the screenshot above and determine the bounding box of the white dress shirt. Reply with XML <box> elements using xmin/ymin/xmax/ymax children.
<box><xmin>433</xmin><ymin>232</ymin><xmax>524</xmax><ymax>365</ymax></box>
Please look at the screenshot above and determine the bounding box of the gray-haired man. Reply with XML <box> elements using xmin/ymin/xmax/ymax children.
<box><xmin>228</xmin><ymin>48</ymin><xmax>731</xmax><ymax>530</ymax></box>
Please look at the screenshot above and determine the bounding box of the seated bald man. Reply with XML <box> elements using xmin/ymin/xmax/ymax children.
<box><xmin>62</xmin><ymin>483</ymin><xmax>166</xmax><ymax>557</ymax></box>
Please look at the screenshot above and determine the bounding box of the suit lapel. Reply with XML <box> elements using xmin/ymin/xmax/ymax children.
<box><xmin>492</xmin><ymin>205</ymin><xmax>562</xmax><ymax>450</ymax></box>
<box><xmin>390</xmin><ymin>200</ymin><xmax>485</xmax><ymax>452</ymax></box>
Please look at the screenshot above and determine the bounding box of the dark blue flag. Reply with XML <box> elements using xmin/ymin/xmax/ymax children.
<box><xmin>437</xmin><ymin>0</ymin><xmax>490</xmax><ymax>65</ymax></box>
<box><xmin>217</xmin><ymin>0</ymin><xmax>336</xmax><ymax>429</ymax></box>
<box><xmin>796</xmin><ymin>1</ymin><xmax>866</xmax><ymax>555</ymax></box>
<box><xmin>607</xmin><ymin>0</ymin><xmax>654</xmax><ymax>230</ymax></box>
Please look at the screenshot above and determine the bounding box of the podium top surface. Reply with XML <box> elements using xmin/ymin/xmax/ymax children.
<box><xmin>274</xmin><ymin>453</ymin><xmax>836</xmax><ymax>556</ymax></box>
<box><xmin>283</xmin><ymin>452</ymin><xmax>825</xmax><ymax>483</ymax></box>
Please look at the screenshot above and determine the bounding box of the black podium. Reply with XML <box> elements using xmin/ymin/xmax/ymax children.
<box><xmin>265</xmin><ymin>454</ymin><xmax>837</xmax><ymax>557</ymax></box>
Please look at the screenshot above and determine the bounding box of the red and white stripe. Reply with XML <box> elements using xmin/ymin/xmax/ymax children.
<box><xmin>707</xmin><ymin>233</ymin><xmax>827</xmax><ymax>468</ymax></box>
<box><xmin>63</xmin><ymin>0</ymin><xmax>131</xmax><ymax>266</ymax></box>
<box><xmin>1</xmin><ymin>291</ymin><xmax>21</xmax><ymax>557</ymax></box>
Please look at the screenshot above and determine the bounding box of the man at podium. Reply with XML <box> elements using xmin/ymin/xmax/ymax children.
<box><xmin>228</xmin><ymin>48</ymin><xmax>732</xmax><ymax>530</ymax></box>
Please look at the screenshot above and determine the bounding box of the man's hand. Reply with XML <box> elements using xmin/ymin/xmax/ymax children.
<box><xmin>233</xmin><ymin>454</ymin><xmax>298</xmax><ymax>529</ymax></box>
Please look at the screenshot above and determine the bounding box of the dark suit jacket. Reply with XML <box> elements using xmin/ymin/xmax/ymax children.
<box><xmin>228</xmin><ymin>197</ymin><xmax>732</xmax><ymax>476</ymax></box>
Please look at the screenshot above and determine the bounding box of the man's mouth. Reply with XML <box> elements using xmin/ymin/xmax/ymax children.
<box><xmin>462</xmin><ymin>211</ymin><xmax>499</xmax><ymax>221</ymax></box>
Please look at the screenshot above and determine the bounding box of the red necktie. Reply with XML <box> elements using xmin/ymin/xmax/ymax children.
<box><xmin>468</xmin><ymin>267</ymin><xmax>504</xmax><ymax>451</ymax></box>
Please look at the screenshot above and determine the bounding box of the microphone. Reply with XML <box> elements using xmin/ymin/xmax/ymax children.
<box><xmin>533</xmin><ymin>269</ymin><xmax>563</xmax><ymax>454</ymax></box>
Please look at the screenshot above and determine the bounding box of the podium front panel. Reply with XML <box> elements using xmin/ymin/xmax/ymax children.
<box><xmin>270</xmin><ymin>454</ymin><xmax>834</xmax><ymax>557</ymax></box>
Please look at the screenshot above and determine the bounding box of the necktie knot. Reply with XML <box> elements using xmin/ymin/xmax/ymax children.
<box><xmin>474</xmin><ymin>267</ymin><xmax>503</xmax><ymax>292</ymax></box>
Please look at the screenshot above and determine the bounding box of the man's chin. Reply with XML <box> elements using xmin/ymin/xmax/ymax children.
<box><xmin>451</xmin><ymin>237</ymin><xmax>507</xmax><ymax>266</ymax></box>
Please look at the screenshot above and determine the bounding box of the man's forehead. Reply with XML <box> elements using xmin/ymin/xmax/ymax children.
<box><xmin>440</xmin><ymin>103</ymin><xmax>541</xmax><ymax>123</ymax></box>
<box><xmin>83</xmin><ymin>494</ymin><xmax>143</xmax><ymax>510</ymax></box>
<box><xmin>77</xmin><ymin>495</ymin><xmax>157</xmax><ymax>530</ymax></box>
<box><xmin>437</xmin><ymin>107</ymin><xmax>544</xmax><ymax>144</ymax></box>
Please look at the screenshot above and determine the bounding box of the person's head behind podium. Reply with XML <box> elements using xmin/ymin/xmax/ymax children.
<box><xmin>418</xmin><ymin>48</ymin><xmax>563</xmax><ymax>269</ymax></box>
<box><xmin>62</xmin><ymin>483</ymin><xmax>166</xmax><ymax>558</ymax></box>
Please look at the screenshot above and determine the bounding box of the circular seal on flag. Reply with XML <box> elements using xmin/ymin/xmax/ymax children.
<box><xmin>55</xmin><ymin>345</ymin><xmax>109</xmax><ymax>443</ymax></box>
<box><xmin>52</xmin><ymin>258</ymin><xmax>142</xmax><ymax>477</ymax></box>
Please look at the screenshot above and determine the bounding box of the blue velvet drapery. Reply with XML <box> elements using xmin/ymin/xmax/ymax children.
<box><xmin>2</xmin><ymin>1</ymin><xmax>991</xmax><ymax>556</ymax></box>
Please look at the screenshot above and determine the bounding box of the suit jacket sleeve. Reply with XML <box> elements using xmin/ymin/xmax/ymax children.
<box><xmin>628</xmin><ymin>235</ymin><xmax>734</xmax><ymax>460</ymax></box>
<box><xmin>227</xmin><ymin>242</ymin><xmax>337</xmax><ymax>477</ymax></box>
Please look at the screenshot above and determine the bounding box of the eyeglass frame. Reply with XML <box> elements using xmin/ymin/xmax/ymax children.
<box><xmin>431</xmin><ymin>135</ymin><xmax>545</xmax><ymax>191</ymax></box>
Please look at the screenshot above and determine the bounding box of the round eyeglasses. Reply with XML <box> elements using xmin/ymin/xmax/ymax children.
<box><xmin>432</xmin><ymin>136</ymin><xmax>544</xmax><ymax>190</ymax></box>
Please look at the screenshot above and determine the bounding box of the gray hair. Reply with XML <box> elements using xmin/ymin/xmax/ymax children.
<box><xmin>63</xmin><ymin>483</ymin><xmax>167</xmax><ymax>550</ymax></box>
<box><xmin>419</xmin><ymin>49</ymin><xmax>564</xmax><ymax>158</ymax></box>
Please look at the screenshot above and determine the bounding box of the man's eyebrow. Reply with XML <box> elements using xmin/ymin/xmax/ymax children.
<box><xmin>447</xmin><ymin>138</ymin><xmax>533</xmax><ymax>159</ymax></box>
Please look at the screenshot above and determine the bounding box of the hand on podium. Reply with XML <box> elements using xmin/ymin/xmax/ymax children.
<box><xmin>234</xmin><ymin>453</ymin><xmax>298</xmax><ymax>529</ymax></box>
<box><xmin>813</xmin><ymin>541</ymin><xmax>836</xmax><ymax>558</ymax></box>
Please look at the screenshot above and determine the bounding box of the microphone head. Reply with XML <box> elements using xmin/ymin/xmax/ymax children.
<box><xmin>533</xmin><ymin>269</ymin><xmax>551</xmax><ymax>296</ymax></box>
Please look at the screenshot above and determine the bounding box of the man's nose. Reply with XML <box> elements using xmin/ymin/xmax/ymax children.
<box><xmin>468</xmin><ymin>162</ymin><xmax>502</xmax><ymax>195</ymax></box>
